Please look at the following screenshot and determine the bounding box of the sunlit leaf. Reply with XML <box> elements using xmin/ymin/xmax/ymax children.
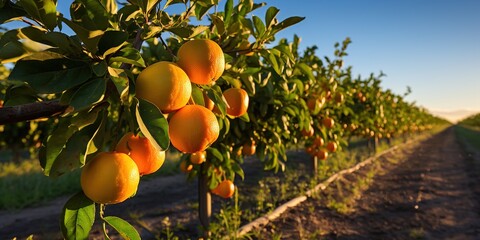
<box><xmin>61</xmin><ymin>192</ymin><xmax>95</xmax><ymax>240</ymax></box>
<box><xmin>136</xmin><ymin>98</ymin><xmax>170</xmax><ymax>150</ymax></box>
<box><xmin>104</xmin><ymin>216</ymin><xmax>141</xmax><ymax>240</ymax></box>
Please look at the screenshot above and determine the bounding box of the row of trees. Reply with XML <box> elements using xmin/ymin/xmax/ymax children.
<box><xmin>0</xmin><ymin>0</ymin><xmax>446</xmax><ymax>238</ymax></box>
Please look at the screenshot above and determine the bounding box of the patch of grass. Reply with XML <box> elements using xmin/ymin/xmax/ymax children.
<box><xmin>0</xmin><ymin>158</ymin><xmax>81</xmax><ymax>210</ymax></box>
<box><xmin>455</xmin><ymin>125</ymin><xmax>480</xmax><ymax>151</ymax></box>
<box><xmin>409</xmin><ymin>227</ymin><xmax>426</xmax><ymax>239</ymax></box>
<box><xmin>0</xmin><ymin>150</ymin><xmax>182</xmax><ymax>211</ymax></box>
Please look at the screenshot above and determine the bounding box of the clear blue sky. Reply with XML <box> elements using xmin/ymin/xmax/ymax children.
<box><xmin>259</xmin><ymin>0</ymin><xmax>480</xmax><ymax>120</ymax></box>
<box><xmin>3</xmin><ymin>1</ymin><xmax>479</xmax><ymax>120</ymax></box>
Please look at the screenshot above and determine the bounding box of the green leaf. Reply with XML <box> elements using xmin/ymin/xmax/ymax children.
<box><xmin>39</xmin><ymin>0</ymin><xmax>57</xmax><ymax>31</ymax></box>
<box><xmin>107</xmin><ymin>67</ymin><xmax>129</xmax><ymax>101</ymax></box>
<box><xmin>61</xmin><ymin>17</ymin><xmax>104</xmax><ymax>52</ymax></box>
<box><xmin>0</xmin><ymin>41</ymin><xmax>30</xmax><ymax>64</ymax></box>
<box><xmin>109</xmin><ymin>47</ymin><xmax>145</xmax><ymax>67</ymax></box>
<box><xmin>275</xmin><ymin>16</ymin><xmax>305</xmax><ymax>31</ymax></box>
<box><xmin>129</xmin><ymin>0</ymin><xmax>160</xmax><ymax>14</ymax></box>
<box><xmin>224</xmin><ymin>0</ymin><xmax>233</xmax><ymax>24</ymax></box>
<box><xmin>104</xmin><ymin>216</ymin><xmax>141</xmax><ymax>240</ymax></box>
<box><xmin>231</xmin><ymin>162</ymin><xmax>244</xmax><ymax>180</ymax></box>
<box><xmin>296</xmin><ymin>62</ymin><xmax>314</xmax><ymax>80</ymax></box>
<box><xmin>17</xmin><ymin>0</ymin><xmax>41</xmax><ymax>22</ymax></box>
<box><xmin>97</xmin><ymin>31</ymin><xmax>128</xmax><ymax>58</ymax></box>
<box><xmin>4</xmin><ymin>84</ymin><xmax>39</xmax><ymax>106</ymax></box>
<box><xmin>210</xmin><ymin>15</ymin><xmax>225</xmax><ymax>36</ymax></box>
<box><xmin>61</xmin><ymin>192</ymin><xmax>95</xmax><ymax>240</ymax></box>
<box><xmin>136</xmin><ymin>98</ymin><xmax>170</xmax><ymax>150</ymax></box>
<box><xmin>9</xmin><ymin>52</ymin><xmax>92</xmax><ymax>93</ymax></box>
<box><xmin>91</xmin><ymin>61</ymin><xmax>108</xmax><ymax>77</ymax></box>
<box><xmin>265</xmin><ymin>6</ymin><xmax>279</xmax><ymax>29</ymax></box>
<box><xmin>41</xmin><ymin>106</ymin><xmax>104</xmax><ymax>176</ymax></box>
<box><xmin>70</xmin><ymin>0</ymin><xmax>110</xmax><ymax>31</ymax></box>
<box><xmin>252</xmin><ymin>16</ymin><xmax>265</xmax><ymax>37</ymax></box>
<box><xmin>0</xmin><ymin>1</ymin><xmax>27</xmax><ymax>24</ymax></box>
<box><xmin>68</xmin><ymin>78</ymin><xmax>106</xmax><ymax>112</ymax></box>
<box><xmin>239</xmin><ymin>112</ymin><xmax>250</xmax><ymax>122</ymax></box>
<box><xmin>207</xmin><ymin>147</ymin><xmax>223</xmax><ymax>162</ymax></box>
<box><xmin>191</xmin><ymin>85</ymin><xmax>204</xmax><ymax>106</ymax></box>
<box><xmin>99</xmin><ymin>0</ymin><xmax>117</xmax><ymax>14</ymax></box>
<box><xmin>51</xmin><ymin>121</ymin><xmax>102</xmax><ymax>175</ymax></box>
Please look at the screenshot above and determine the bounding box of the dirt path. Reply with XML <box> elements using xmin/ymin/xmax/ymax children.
<box><xmin>261</xmin><ymin>127</ymin><xmax>480</xmax><ymax>239</ymax></box>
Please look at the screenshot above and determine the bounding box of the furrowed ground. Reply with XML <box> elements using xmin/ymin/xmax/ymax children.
<box><xmin>260</xmin><ymin>127</ymin><xmax>480</xmax><ymax>239</ymax></box>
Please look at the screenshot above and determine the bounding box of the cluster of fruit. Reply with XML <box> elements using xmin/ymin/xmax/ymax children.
<box><xmin>81</xmin><ymin>39</ymin><xmax>250</xmax><ymax>204</ymax></box>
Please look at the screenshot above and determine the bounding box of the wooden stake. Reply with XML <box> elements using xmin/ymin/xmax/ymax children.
<box><xmin>198</xmin><ymin>163</ymin><xmax>211</xmax><ymax>238</ymax></box>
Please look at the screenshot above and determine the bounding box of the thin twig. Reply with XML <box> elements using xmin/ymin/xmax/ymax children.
<box><xmin>159</xmin><ymin>35</ymin><xmax>177</xmax><ymax>60</ymax></box>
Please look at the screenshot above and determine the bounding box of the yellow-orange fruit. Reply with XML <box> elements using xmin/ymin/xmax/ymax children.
<box><xmin>169</xmin><ymin>105</ymin><xmax>219</xmax><ymax>153</ymax></box>
<box><xmin>135</xmin><ymin>61</ymin><xmax>192</xmax><ymax>113</ymax></box>
<box><xmin>223</xmin><ymin>88</ymin><xmax>249</xmax><ymax>118</ymax></box>
<box><xmin>81</xmin><ymin>152</ymin><xmax>139</xmax><ymax>204</ymax></box>
<box><xmin>190</xmin><ymin>151</ymin><xmax>207</xmax><ymax>165</ymax></box>
<box><xmin>177</xmin><ymin>39</ymin><xmax>225</xmax><ymax>85</ymax></box>
<box><xmin>116</xmin><ymin>133</ymin><xmax>166</xmax><ymax>175</ymax></box>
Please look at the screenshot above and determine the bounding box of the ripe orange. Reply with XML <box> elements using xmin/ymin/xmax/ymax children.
<box><xmin>223</xmin><ymin>88</ymin><xmax>249</xmax><ymax>118</ymax></box>
<box><xmin>179</xmin><ymin>160</ymin><xmax>193</xmax><ymax>173</ymax></box>
<box><xmin>242</xmin><ymin>141</ymin><xmax>256</xmax><ymax>156</ymax></box>
<box><xmin>316</xmin><ymin>150</ymin><xmax>328</xmax><ymax>160</ymax></box>
<box><xmin>81</xmin><ymin>152</ymin><xmax>139</xmax><ymax>204</ymax></box>
<box><xmin>135</xmin><ymin>61</ymin><xmax>192</xmax><ymax>113</ymax></box>
<box><xmin>169</xmin><ymin>105</ymin><xmax>219</xmax><ymax>153</ymax></box>
<box><xmin>115</xmin><ymin>133</ymin><xmax>165</xmax><ymax>175</ymax></box>
<box><xmin>326</xmin><ymin>142</ymin><xmax>337</xmax><ymax>153</ymax></box>
<box><xmin>305</xmin><ymin>146</ymin><xmax>316</xmax><ymax>156</ymax></box>
<box><xmin>307</xmin><ymin>97</ymin><xmax>325</xmax><ymax>112</ymax></box>
<box><xmin>177</xmin><ymin>39</ymin><xmax>225</xmax><ymax>85</ymax></box>
<box><xmin>190</xmin><ymin>151</ymin><xmax>206</xmax><ymax>165</ymax></box>
<box><xmin>323</xmin><ymin>118</ymin><xmax>335</xmax><ymax>129</ymax></box>
<box><xmin>335</xmin><ymin>93</ymin><xmax>344</xmax><ymax>103</ymax></box>
<box><xmin>301</xmin><ymin>125</ymin><xmax>314</xmax><ymax>137</ymax></box>
<box><xmin>212</xmin><ymin>179</ymin><xmax>235</xmax><ymax>198</ymax></box>
<box><xmin>313</xmin><ymin>137</ymin><xmax>324</xmax><ymax>147</ymax></box>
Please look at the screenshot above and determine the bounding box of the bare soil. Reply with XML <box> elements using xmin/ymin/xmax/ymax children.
<box><xmin>260</xmin><ymin>127</ymin><xmax>480</xmax><ymax>239</ymax></box>
<box><xmin>2</xmin><ymin>127</ymin><xmax>479</xmax><ymax>240</ymax></box>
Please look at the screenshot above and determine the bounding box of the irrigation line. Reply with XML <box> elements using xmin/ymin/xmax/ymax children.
<box><xmin>236</xmin><ymin>137</ymin><xmax>423</xmax><ymax>237</ymax></box>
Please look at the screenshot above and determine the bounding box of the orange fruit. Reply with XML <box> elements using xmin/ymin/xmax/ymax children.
<box><xmin>242</xmin><ymin>141</ymin><xmax>256</xmax><ymax>156</ymax></box>
<box><xmin>326</xmin><ymin>142</ymin><xmax>337</xmax><ymax>153</ymax></box>
<box><xmin>115</xmin><ymin>133</ymin><xmax>166</xmax><ymax>175</ymax></box>
<box><xmin>190</xmin><ymin>151</ymin><xmax>206</xmax><ymax>165</ymax></box>
<box><xmin>301</xmin><ymin>125</ymin><xmax>314</xmax><ymax>137</ymax></box>
<box><xmin>305</xmin><ymin>146</ymin><xmax>316</xmax><ymax>156</ymax></box>
<box><xmin>177</xmin><ymin>39</ymin><xmax>225</xmax><ymax>85</ymax></box>
<box><xmin>179</xmin><ymin>160</ymin><xmax>193</xmax><ymax>173</ymax></box>
<box><xmin>335</xmin><ymin>93</ymin><xmax>344</xmax><ymax>103</ymax></box>
<box><xmin>212</xmin><ymin>179</ymin><xmax>235</xmax><ymax>198</ymax></box>
<box><xmin>307</xmin><ymin>97</ymin><xmax>326</xmax><ymax>111</ymax></box>
<box><xmin>323</xmin><ymin>118</ymin><xmax>335</xmax><ymax>129</ymax></box>
<box><xmin>313</xmin><ymin>137</ymin><xmax>324</xmax><ymax>147</ymax></box>
<box><xmin>135</xmin><ymin>61</ymin><xmax>192</xmax><ymax>113</ymax></box>
<box><xmin>316</xmin><ymin>150</ymin><xmax>328</xmax><ymax>160</ymax></box>
<box><xmin>223</xmin><ymin>88</ymin><xmax>249</xmax><ymax>118</ymax></box>
<box><xmin>81</xmin><ymin>152</ymin><xmax>139</xmax><ymax>204</ymax></box>
<box><xmin>169</xmin><ymin>105</ymin><xmax>219</xmax><ymax>153</ymax></box>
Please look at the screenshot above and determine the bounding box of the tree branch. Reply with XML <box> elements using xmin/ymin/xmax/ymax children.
<box><xmin>0</xmin><ymin>100</ymin><xmax>68</xmax><ymax>125</ymax></box>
